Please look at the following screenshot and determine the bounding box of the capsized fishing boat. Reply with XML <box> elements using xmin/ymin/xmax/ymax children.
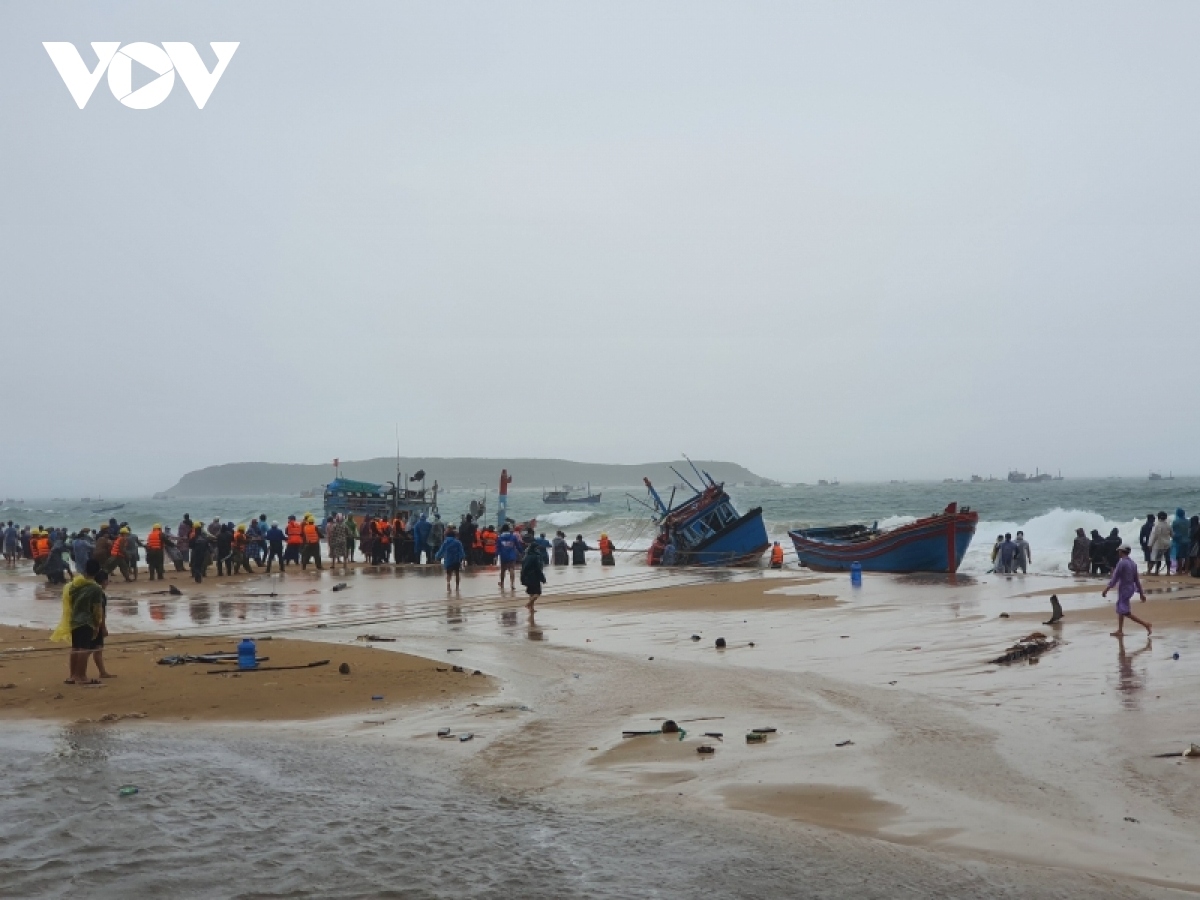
<box><xmin>542</xmin><ymin>483</ymin><xmax>602</xmax><ymax>505</ymax></box>
<box><xmin>789</xmin><ymin>503</ymin><xmax>978</xmax><ymax>574</ymax></box>
<box><xmin>640</xmin><ymin>461</ymin><xmax>768</xmax><ymax>567</ymax></box>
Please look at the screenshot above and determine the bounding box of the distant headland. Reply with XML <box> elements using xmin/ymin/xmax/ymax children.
<box><xmin>161</xmin><ymin>458</ymin><xmax>776</xmax><ymax>497</ymax></box>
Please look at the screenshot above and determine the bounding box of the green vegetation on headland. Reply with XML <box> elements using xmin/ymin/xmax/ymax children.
<box><xmin>161</xmin><ymin>458</ymin><xmax>775</xmax><ymax>497</ymax></box>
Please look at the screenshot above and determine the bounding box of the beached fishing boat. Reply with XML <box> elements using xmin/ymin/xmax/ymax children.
<box><xmin>542</xmin><ymin>484</ymin><xmax>601</xmax><ymax>505</ymax></box>
<box><xmin>789</xmin><ymin>503</ymin><xmax>978</xmax><ymax>574</ymax></box>
<box><xmin>641</xmin><ymin>460</ymin><xmax>768</xmax><ymax>567</ymax></box>
<box><xmin>323</xmin><ymin>473</ymin><xmax>438</xmax><ymax>520</ymax></box>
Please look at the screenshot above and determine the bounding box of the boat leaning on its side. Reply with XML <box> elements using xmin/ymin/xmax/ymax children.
<box><xmin>789</xmin><ymin>503</ymin><xmax>978</xmax><ymax>574</ymax></box>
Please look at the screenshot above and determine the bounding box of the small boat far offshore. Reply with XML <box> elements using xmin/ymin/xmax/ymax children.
<box><xmin>789</xmin><ymin>503</ymin><xmax>978</xmax><ymax>574</ymax></box>
<box><xmin>542</xmin><ymin>484</ymin><xmax>602</xmax><ymax>505</ymax></box>
<box><xmin>642</xmin><ymin>460</ymin><xmax>768</xmax><ymax>567</ymax></box>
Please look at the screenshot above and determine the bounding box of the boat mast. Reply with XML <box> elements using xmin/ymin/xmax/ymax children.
<box><xmin>670</xmin><ymin>466</ymin><xmax>702</xmax><ymax>495</ymax></box>
<box><xmin>643</xmin><ymin>477</ymin><xmax>669</xmax><ymax>516</ymax></box>
<box><xmin>498</xmin><ymin>469</ymin><xmax>512</xmax><ymax>530</ymax></box>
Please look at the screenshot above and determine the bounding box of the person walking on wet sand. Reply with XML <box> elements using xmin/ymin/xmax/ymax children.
<box><xmin>496</xmin><ymin>524</ymin><xmax>522</xmax><ymax>589</ymax></box>
<box><xmin>436</xmin><ymin>526</ymin><xmax>466</xmax><ymax>592</ymax></box>
<box><xmin>1102</xmin><ymin>545</ymin><xmax>1151</xmax><ymax>637</ymax></box>
<box><xmin>996</xmin><ymin>533</ymin><xmax>1016</xmax><ymax>574</ymax></box>
<box><xmin>520</xmin><ymin>537</ymin><xmax>546</xmax><ymax>611</ymax></box>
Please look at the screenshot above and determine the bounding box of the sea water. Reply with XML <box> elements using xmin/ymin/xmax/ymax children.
<box><xmin>0</xmin><ymin>724</ymin><xmax>1153</xmax><ymax>899</ymax></box>
<box><xmin>5</xmin><ymin>477</ymin><xmax>1198</xmax><ymax>577</ymax></box>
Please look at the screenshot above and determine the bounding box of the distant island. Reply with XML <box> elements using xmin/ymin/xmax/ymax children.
<box><xmin>161</xmin><ymin>457</ymin><xmax>776</xmax><ymax>497</ymax></box>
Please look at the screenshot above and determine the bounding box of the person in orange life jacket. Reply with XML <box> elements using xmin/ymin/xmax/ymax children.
<box><xmin>107</xmin><ymin>528</ymin><xmax>133</xmax><ymax>581</ymax></box>
<box><xmin>770</xmin><ymin>541</ymin><xmax>784</xmax><ymax>569</ymax></box>
<box><xmin>300</xmin><ymin>515</ymin><xmax>323</xmax><ymax>570</ymax></box>
<box><xmin>598</xmin><ymin>533</ymin><xmax>615</xmax><ymax>566</ymax></box>
<box><xmin>231</xmin><ymin>524</ymin><xmax>255</xmax><ymax>574</ymax></box>
<box><xmin>145</xmin><ymin>524</ymin><xmax>167</xmax><ymax>580</ymax></box>
<box><xmin>284</xmin><ymin>515</ymin><xmax>303</xmax><ymax>566</ymax></box>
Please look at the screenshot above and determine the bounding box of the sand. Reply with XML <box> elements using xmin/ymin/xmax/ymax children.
<box><xmin>4</xmin><ymin>561</ymin><xmax>1200</xmax><ymax>893</ymax></box>
<box><xmin>0</xmin><ymin>624</ymin><xmax>492</xmax><ymax>722</ymax></box>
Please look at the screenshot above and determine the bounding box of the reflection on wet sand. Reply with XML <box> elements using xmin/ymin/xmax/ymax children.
<box><xmin>1115</xmin><ymin>636</ymin><xmax>1151</xmax><ymax>710</ymax></box>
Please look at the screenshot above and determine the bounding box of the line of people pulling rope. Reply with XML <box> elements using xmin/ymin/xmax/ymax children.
<box><xmin>5</xmin><ymin>513</ymin><xmax>619</xmax><ymax>589</ymax></box>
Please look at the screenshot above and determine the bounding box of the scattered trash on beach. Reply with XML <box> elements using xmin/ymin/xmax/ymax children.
<box><xmin>690</xmin><ymin>635</ymin><xmax>701</xmax><ymax>641</ymax></box>
<box><xmin>356</xmin><ymin>635</ymin><xmax>395</xmax><ymax>643</ymax></box>
<box><xmin>999</xmin><ymin>613</ymin><xmax>1010</xmax><ymax>618</ymax></box>
<box><xmin>331</xmin><ymin>583</ymin><xmax>349</xmax><ymax>592</ymax></box>
<box><xmin>371</xmin><ymin>695</ymin><xmax>383</xmax><ymax>701</ymax></box>
<box><xmin>206</xmin><ymin>660</ymin><xmax>329</xmax><ymax>674</ymax></box>
<box><xmin>751</xmin><ymin>727</ymin><xmax>776</xmax><ymax>734</ymax></box>
<box><xmin>622</xmin><ymin>730</ymin><xmax>658</xmax><ymax>738</ymax></box>
<box><xmin>338</xmin><ymin>663</ymin><xmax>350</xmax><ymax>674</ymax></box>
<box><xmin>661</xmin><ymin>720</ymin><xmax>680</xmax><ymax>733</ymax></box>
<box><xmin>452</xmin><ymin>665</ymin><xmax>464</xmax><ymax>673</ymax></box>
<box><xmin>746</xmin><ymin>732</ymin><xmax>767</xmax><ymax>744</ymax></box>
<box><xmin>118</xmin><ymin>785</ymin><xmax>139</xmax><ymax>797</ymax></box>
<box><xmin>1173</xmin><ymin>653</ymin><xmax>1180</xmax><ymax>660</ymax></box>
<box><xmin>703</xmin><ymin>732</ymin><xmax>723</xmax><ymax>741</ymax></box>
<box><xmin>697</xmin><ymin>745</ymin><xmax>715</xmax><ymax>755</ymax></box>
<box><xmin>459</xmin><ymin>733</ymin><xmax>474</xmax><ymax>742</ymax></box>
<box><xmin>0</xmin><ymin>683</ymin><xmax>15</xmax><ymax>690</ymax></box>
<box><xmin>1154</xmin><ymin>743</ymin><xmax>1200</xmax><ymax>758</ymax></box>
<box><xmin>835</xmin><ymin>740</ymin><xmax>854</xmax><ymax>747</ymax></box>
<box><xmin>990</xmin><ymin>632</ymin><xmax>1057</xmax><ymax>665</ymax></box>
<box><xmin>90</xmin><ymin>712</ymin><xmax>147</xmax><ymax>723</ymax></box>
<box><xmin>447</xmin><ymin>648</ymin><xmax>463</xmax><ymax>653</ymax></box>
<box><xmin>1124</xmin><ymin>816</ymin><xmax>1139</xmax><ymax>823</ymax></box>
<box><xmin>437</xmin><ymin>728</ymin><xmax>451</xmax><ymax>737</ymax></box>
<box><xmin>715</xmin><ymin>638</ymin><xmax>726</xmax><ymax>649</ymax></box>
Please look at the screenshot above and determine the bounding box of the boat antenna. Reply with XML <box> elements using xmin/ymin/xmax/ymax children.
<box><xmin>682</xmin><ymin>454</ymin><xmax>712</xmax><ymax>488</ymax></box>
<box><xmin>666</xmin><ymin>485</ymin><xmax>676</xmax><ymax>514</ymax></box>
<box><xmin>642</xmin><ymin>477</ymin><xmax>668</xmax><ymax>516</ymax></box>
<box><xmin>670</xmin><ymin>466</ymin><xmax>702</xmax><ymax>495</ymax></box>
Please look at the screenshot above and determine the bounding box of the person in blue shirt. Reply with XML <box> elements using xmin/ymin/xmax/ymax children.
<box><xmin>264</xmin><ymin>521</ymin><xmax>286</xmax><ymax>574</ymax></box>
<box><xmin>413</xmin><ymin>514</ymin><xmax>432</xmax><ymax>565</ymax></box>
<box><xmin>435</xmin><ymin>527</ymin><xmax>466</xmax><ymax>592</ymax></box>
<box><xmin>496</xmin><ymin>524</ymin><xmax>522</xmax><ymax>590</ymax></box>
<box><xmin>534</xmin><ymin>533</ymin><xmax>551</xmax><ymax>565</ymax></box>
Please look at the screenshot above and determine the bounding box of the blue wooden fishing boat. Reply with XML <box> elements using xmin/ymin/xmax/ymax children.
<box><xmin>641</xmin><ymin>460</ymin><xmax>768</xmax><ymax>567</ymax></box>
<box><xmin>323</xmin><ymin>472</ymin><xmax>438</xmax><ymax>521</ymax></box>
<box><xmin>789</xmin><ymin>503</ymin><xmax>977</xmax><ymax>574</ymax></box>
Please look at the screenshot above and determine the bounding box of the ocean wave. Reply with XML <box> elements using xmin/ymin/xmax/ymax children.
<box><xmin>539</xmin><ymin>510</ymin><xmax>598</xmax><ymax>528</ymax></box>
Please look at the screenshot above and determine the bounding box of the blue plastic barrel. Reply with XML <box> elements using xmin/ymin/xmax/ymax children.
<box><xmin>237</xmin><ymin>638</ymin><xmax>257</xmax><ymax>670</ymax></box>
<box><xmin>850</xmin><ymin>562</ymin><xmax>862</xmax><ymax>586</ymax></box>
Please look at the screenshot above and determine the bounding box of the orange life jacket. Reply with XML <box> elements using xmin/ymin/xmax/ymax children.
<box><xmin>147</xmin><ymin>529</ymin><xmax>163</xmax><ymax>550</ymax></box>
<box><xmin>482</xmin><ymin>530</ymin><xmax>496</xmax><ymax>553</ymax></box>
<box><xmin>286</xmin><ymin>521</ymin><xmax>303</xmax><ymax>545</ymax></box>
<box><xmin>599</xmin><ymin>537</ymin><xmax>613</xmax><ymax>555</ymax></box>
<box><xmin>770</xmin><ymin>544</ymin><xmax>784</xmax><ymax>565</ymax></box>
<box><xmin>111</xmin><ymin>536</ymin><xmax>125</xmax><ymax>557</ymax></box>
<box><xmin>233</xmin><ymin>532</ymin><xmax>247</xmax><ymax>550</ymax></box>
<box><xmin>31</xmin><ymin>535</ymin><xmax>48</xmax><ymax>559</ymax></box>
<box><xmin>302</xmin><ymin>522</ymin><xmax>319</xmax><ymax>543</ymax></box>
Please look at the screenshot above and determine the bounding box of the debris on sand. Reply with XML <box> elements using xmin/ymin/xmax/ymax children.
<box><xmin>1043</xmin><ymin>594</ymin><xmax>1064</xmax><ymax>625</ymax></box>
<box><xmin>991</xmin><ymin>632</ymin><xmax>1057</xmax><ymax>665</ymax></box>
<box><xmin>1154</xmin><ymin>743</ymin><xmax>1200</xmax><ymax>759</ymax></box>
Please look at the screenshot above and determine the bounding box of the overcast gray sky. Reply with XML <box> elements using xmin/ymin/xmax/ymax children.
<box><xmin>3</xmin><ymin>1</ymin><xmax>1197</xmax><ymax>495</ymax></box>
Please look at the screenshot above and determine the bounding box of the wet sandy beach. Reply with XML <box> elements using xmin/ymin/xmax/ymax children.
<box><xmin>2</xmin><ymin>560</ymin><xmax>1199</xmax><ymax>896</ymax></box>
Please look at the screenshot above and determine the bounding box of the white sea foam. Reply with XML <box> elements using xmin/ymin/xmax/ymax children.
<box><xmin>962</xmin><ymin>508</ymin><xmax>1143</xmax><ymax>575</ymax></box>
<box><xmin>539</xmin><ymin>510</ymin><xmax>597</xmax><ymax>528</ymax></box>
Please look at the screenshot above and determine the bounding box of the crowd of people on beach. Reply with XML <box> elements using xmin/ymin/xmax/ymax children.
<box><xmin>1</xmin><ymin>511</ymin><xmax>619</xmax><ymax>605</ymax></box>
<box><xmin>1066</xmin><ymin>509</ymin><xmax>1200</xmax><ymax>578</ymax></box>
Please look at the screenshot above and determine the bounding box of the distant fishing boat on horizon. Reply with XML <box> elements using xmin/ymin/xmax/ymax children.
<box><xmin>542</xmin><ymin>484</ymin><xmax>601</xmax><ymax>505</ymax></box>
